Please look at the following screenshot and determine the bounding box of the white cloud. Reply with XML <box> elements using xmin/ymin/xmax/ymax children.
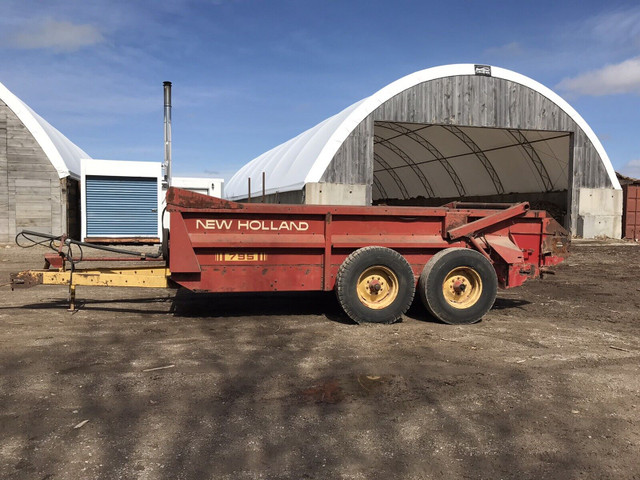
<box><xmin>5</xmin><ymin>18</ymin><xmax>104</xmax><ymax>52</ymax></box>
<box><xmin>588</xmin><ymin>6</ymin><xmax>640</xmax><ymax>47</ymax></box>
<box><xmin>556</xmin><ymin>57</ymin><xmax>640</xmax><ymax>96</ymax></box>
<box><xmin>620</xmin><ymin>159</ymin><xmax>640</xmax><ymax>180</ymax></box>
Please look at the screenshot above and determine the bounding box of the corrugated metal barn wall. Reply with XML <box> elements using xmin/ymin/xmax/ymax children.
<box><xmin>321</xmin><ymin>75</ymin><xmax>613</xmax><ymax>233</ymax></box>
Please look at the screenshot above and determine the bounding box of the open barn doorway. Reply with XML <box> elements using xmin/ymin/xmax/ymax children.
<box><xmin>371</xmin><ymin>121</ymin><xmax>572</xmax><ymax>227</ymax></box>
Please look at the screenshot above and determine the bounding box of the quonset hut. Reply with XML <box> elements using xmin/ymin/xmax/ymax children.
<box><xmin>225</xmin><ymin>64</ymin><xmax>622</xmax><ymax>238</ymax></box>
<box><xmin>0</xmin><ymin>81</ymin><xmax>89</xmax><ymax>242</ymax></box>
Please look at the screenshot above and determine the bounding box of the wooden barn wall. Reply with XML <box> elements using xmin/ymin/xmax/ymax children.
<box><xmin>0</xmin><ymin>100</ymin><xmax>66</xmax><ymax>243</ymax></box>
<box><xmin>323</xmin><ymin>75</ymin><xmax>613</xmax><ymax>232</ymax></box>
<box><xmin>320</xmin><ymin>116</ymin><xmax>374</xmax><ymax>204</ymax></box>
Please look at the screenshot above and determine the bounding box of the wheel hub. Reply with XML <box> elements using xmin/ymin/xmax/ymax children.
<box><xmin>368</xmin><ymin>278</ymin><xmax>383</xmax><ymax>294</ymax></box>
<box><xmin>357</xmin><ymin>266</ymin><xmax>399</xmax><ymax>310</ymax></box>
<box><xmin>442</xmin><ymin>267</ymin><xmax>483</xmax><ymax>309</ymax></box>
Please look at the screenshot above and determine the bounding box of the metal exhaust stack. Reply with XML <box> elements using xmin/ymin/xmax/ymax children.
<box><xmin>163</xmin><ymin>81</ymin><xmax>172</xmax><ymax>188</ymax></box>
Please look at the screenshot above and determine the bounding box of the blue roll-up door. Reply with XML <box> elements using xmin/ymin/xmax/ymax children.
<box><xmin>86</xmin><ymin>176</ymin><xmax>158</xmax><ymax>237</ymax></box>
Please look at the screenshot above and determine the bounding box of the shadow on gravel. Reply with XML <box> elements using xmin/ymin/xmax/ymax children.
<box><xmin>2</xmin><ymin>288</ymin><xmax>357</xmax><ymax>324</ymax></box>
<box><xmin>170</xmin><ymin>288</ymin><xmax>356</xmax><ymax>325</ymax></box>
<box><xmin>2</xmin><ymin>289</ymin><xmax>533</xmax><ymax>325</ymax></box>
<box><xmin>404</xmin><ymin>298</ymin><xmax>441</xmax><ymax>324</ymax></box>
<box><xmin>0</xmin><ymin>296</ymin><xmax>173</xmax><ymax>315</ymax></box>
<box><xmin>492</xmin><ymin>297</ymin><xmax>531</xmax><ymax>310</ymax></box>
<box><xmin>404</xmin><ymin>296</ymin><xmax>531</xmax><ymax>324</ymax></box>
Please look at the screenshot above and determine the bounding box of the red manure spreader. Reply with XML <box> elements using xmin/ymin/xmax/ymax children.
<box><xmin>12</xmin><ymin>187</ymin><xmax>569</xmax><ymax>325</ymax></box>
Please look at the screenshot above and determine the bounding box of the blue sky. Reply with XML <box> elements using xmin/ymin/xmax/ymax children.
<box><xmin>1</xmin><ymin>0</ymin><xmax>639</xmax><ymax>180</ymax></box>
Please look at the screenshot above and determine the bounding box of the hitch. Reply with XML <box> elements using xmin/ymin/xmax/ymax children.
<box><xmin>11</xmin><ymin>230</ymin><xmax>170</xmax><ymax>310</ymax></box>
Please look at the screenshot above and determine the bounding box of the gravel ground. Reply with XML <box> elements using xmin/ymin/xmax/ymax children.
<box><xmin>0</xmin><ymin>240</ymin><xmax>639</xmax><ymax>480</ymax></box>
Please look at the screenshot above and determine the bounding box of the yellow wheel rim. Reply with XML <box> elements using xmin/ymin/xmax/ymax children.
<box><xmin>442</xmin><ymin>267</ymin><xmax>483</xmax><ymax>309</ymax></box>
<box><xmin>356</xmin><ymin>266</ymin><xmax>399</xmax><ymax>310</ymax></box>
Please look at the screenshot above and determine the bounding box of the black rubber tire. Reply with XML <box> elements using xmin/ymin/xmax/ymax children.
<box><xmin>419</xmin><ymin>248</ymin><xmax>497</xmax><ymax>325</ymax></box>
<box><xmin>335</xmin><ymin>246</ymin><xmax>415</xmax><ymax>324</ymax></box>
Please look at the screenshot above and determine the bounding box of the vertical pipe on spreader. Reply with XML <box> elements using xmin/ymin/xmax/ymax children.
<box><xmin>247</xmin><ymin>177</ymin><xmax>251</xmax><ymax>203</ymax></box>
<box><xmin>262</xmin><ymin>171</ymin><xmax>266</xmax><ymax>203</ymax></box>
<box><xmin>163</xmin><ymin>81</ymin><xmax>172</xmax><ymax>188</ymax></box>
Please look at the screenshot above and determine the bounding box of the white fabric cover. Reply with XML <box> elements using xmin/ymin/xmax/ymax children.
<box><xmin>0</xmin><ymin>81</ymin><xmax>90</xmax><ymax>179</ymax></box>
<box><xmin>225</xmin><ymin>64</ymin><xmax>620</xmax><ymax>200</ymax></box>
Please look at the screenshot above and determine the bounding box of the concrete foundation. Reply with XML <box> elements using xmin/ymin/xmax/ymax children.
<box><xmin>577</xmin><ymin>188</ymin><xmax>623</xmax><ymax>238</ymax></box>
<box><xmin>304</xmin><ymin>183</ymin><xmax>368</xmax><ymax>206</ymax></box>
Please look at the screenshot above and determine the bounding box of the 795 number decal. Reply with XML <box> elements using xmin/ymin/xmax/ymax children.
<box><xmin>213</xmin><ymin>253</ymin><xmax>267</xmax><ymax>262</ymax></box>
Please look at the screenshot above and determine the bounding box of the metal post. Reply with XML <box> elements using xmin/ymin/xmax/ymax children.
<box><xmin>247</xmin><ymin>177</ymin><xmax>251</xmax><ymax>203</ymax></box>
<box><xmin>163</xmin><ymin>81</ymin><xmax>172</xmax><ymax>188</ymax></box>
<box><xmin>262</xmin><ymin>171</ymin><xmax>266</xmax><ymax>203</ymax></box>
<box><xmin>68</xmin><ymin>284</ymin><xmax>76</xmax><ymax>311</ymax></box>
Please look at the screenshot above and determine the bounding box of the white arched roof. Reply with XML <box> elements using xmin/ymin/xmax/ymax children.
<box><xmin>0</xmin><ymin>81</ymin><xmax>90</xmax><ymax>179</ymax></box>
<box><xmin>226</xmin><ymin>64</ymin><xmax>620</xmax><ymax>199</ymax></box>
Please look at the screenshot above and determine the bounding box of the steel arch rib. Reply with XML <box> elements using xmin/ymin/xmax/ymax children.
<box><xmin>372</xmin><ymin>175</ymin><xmax>389</xmax><ymax>199</ymax></box>
<box><xmin>506</xmin><ymin>129</ymin><xmax>554</xmax><ymax>191</ymax></box>
<box><xmin>373</xmin><ymin>153</ymin><xmax>410</xmax><ymax>199</ymax></box>
<box><xmin>374</xmin><ymin>135</ymin><xmax>435</xmax><ymax>197</ymax></box>
<box><xmin>441</xmin><ymin>125</ymin><xmax>505</xmax><ymax>194</ymax></box>
<box><xmin>377</xmin><ymin>122</ymin><xmax>466</xmax><ymax>196</ymax></box>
